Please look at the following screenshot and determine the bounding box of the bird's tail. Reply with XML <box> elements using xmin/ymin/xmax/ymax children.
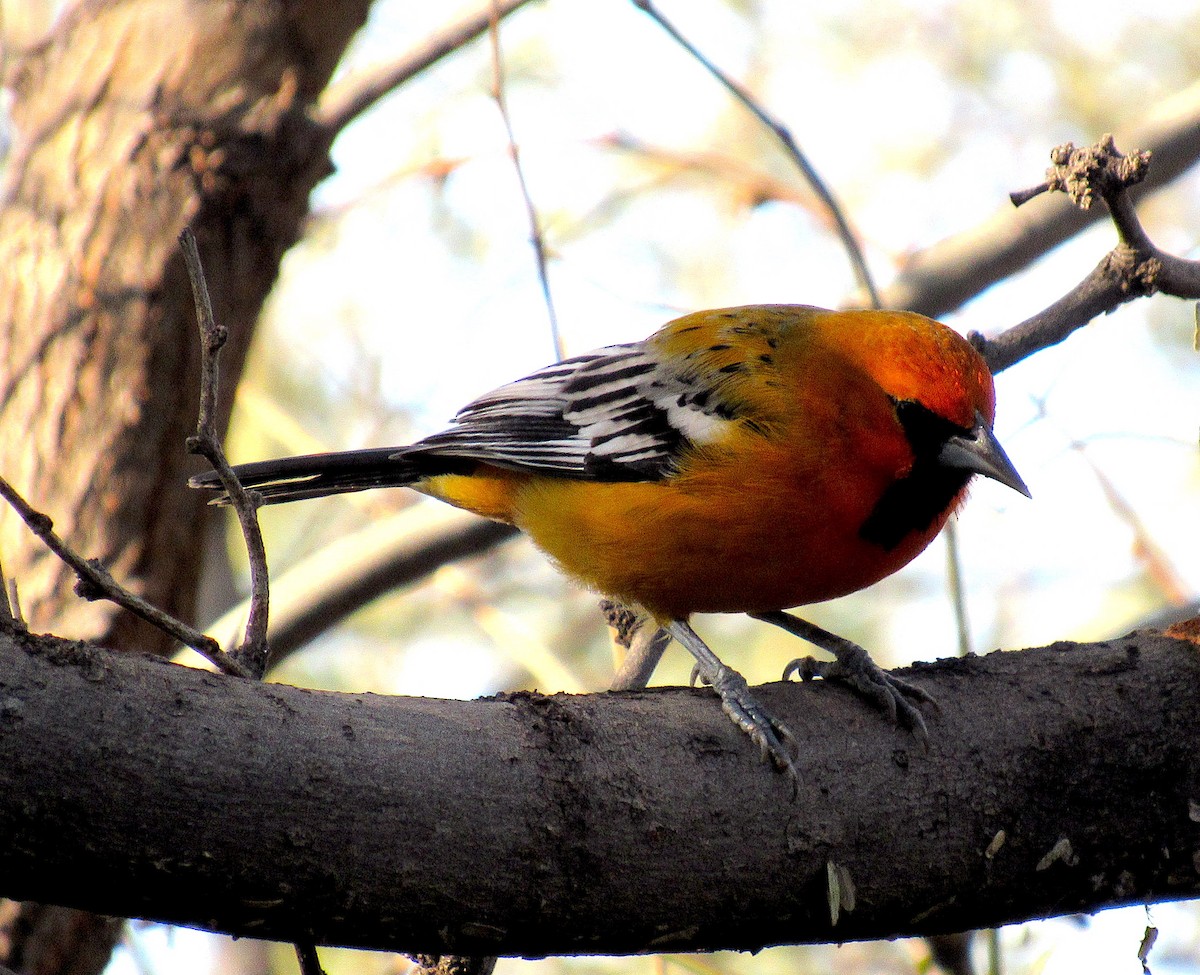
<box><xmin>188</xmin><ymin>447</ymin><xmax>424</xmax><ymax>505</ymax></box>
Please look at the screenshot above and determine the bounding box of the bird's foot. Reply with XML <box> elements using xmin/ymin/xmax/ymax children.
<box><xmin>752</xmin><ymin>610</ymin><xmax>935</xmax><ymax>746</ymax></box>
<box><xmin>706</xmin><ymin>661</ymin><xmax>800</xmax><ymax>780</ymax></box>
<box><xmin>783</xmin><ymin>644</ymin><xmax>933</xmax><ymax>746</ymax></box>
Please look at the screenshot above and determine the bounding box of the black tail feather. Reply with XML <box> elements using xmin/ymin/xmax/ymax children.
<box><xmin>188</xmin><ymin>447</ymin><xmax>425</xmax><ymax>505</ymax></box>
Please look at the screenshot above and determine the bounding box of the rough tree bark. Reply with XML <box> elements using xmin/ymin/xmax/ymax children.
<box><xmin>0</xmin><ymin>1</ymin><xmax>371</xmax><ymax>970</ymax></box>
<box><xmin>0</xmin><ymin>0</ymin><xmax>367</xmax><ymax>647</ymax></box>
<box><xmin>0</xmin><ymin>626</ymin><xmax>1198</xmax><ymax>956</ymax></box>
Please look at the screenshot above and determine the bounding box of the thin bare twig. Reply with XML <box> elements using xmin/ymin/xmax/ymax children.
<box><xmin>0</xmin><ymin>474</ymin><xmax>247</xmax><ymax>675</ymax></box>
<box><xmin>315</xmin><ymin>0</ymin><xmax>536</xmax><ymax>136</ymax></box>
<box><xmin>0</xmin><ymin>552</ymin><xmax>24</xmax><ymax>633</ymax></box>
<box><xmin>179</xmin><ymin>229</ymin><xmax>272</xmax><ymax>677</ymax></box>
<box><xmin>630</xmin><ymin>0</ymin><xmax>879</xmax><ymax>307</ymax></box>
<box><xmin>488</xmin><ymin>2</ymin><xmax>563</xmax><ymax>361</ymax></box>
<box><xmin>1009</xmin><ymin>135</ymin><xmax>1152</xmax><ymax>215</ymax></box>
<box><xmin>5</xmin><ymin>578</ymin><xmax>23</xmax><ymax>632</ymax></box>
<box><xmin>944</xmin><ymin>521</ymin><xmax>972</xmax><ymax>659</ymax></box>
<box><xmin>181</xmin><ymin>231</ymin><xmax>328</xmax><ymax>971</ymax></box>
<box><xmin>974</xmin><ymin>137</ymin><xmax>1200</xmax><ymax>374</ymax></box>
<box><xmin>295</xmin><ymin>942</ymin><xmax>328</xmax><ymax>975</ymax></box>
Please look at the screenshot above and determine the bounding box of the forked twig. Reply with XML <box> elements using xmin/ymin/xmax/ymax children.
<box><xmin>179</xmin><ymin>229</ymin><xmax>272</xmax><ymax>677</ymax></box>
<box><xmin>0</xmin><ymin>474</ymin><xmax>248</xmax><ymax>676</ymax></box>
<box><xmin>179</xmin><ymin>228</ymin><xmax>328</xmax><ymax>975</ymax></box>
<box><xmin>977</xmin><ymin>137</ymin><xmax>1200</xmax><ymax>374</ymax></box>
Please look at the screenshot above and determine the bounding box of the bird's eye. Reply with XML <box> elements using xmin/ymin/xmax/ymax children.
<box><xmin>891</xmin><ymin>399</ymin><xmax>966</xmax><ymax>458</ymax></box>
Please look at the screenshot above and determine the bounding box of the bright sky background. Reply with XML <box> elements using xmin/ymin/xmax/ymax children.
<box><xmin>99</xmin><ymin>0</ymin><xmax>1200</xmax><ymax>972</ymax></box>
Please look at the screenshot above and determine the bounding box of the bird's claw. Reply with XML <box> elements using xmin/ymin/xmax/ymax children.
<box><xmin>704</xmin><ymin>663</ymin><xmax>800</xmax><ymax>784</ymax></box>
<box><xmin>667</xmin><ymin>619</ymin><xmax>799</xmax><ymax>787</ymax></box>
<box><xmin>783</xmin><ymin>644</ymin><xmax>935</xmax><ymax>748</ymax></box>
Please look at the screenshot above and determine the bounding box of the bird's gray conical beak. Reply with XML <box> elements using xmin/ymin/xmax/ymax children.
<box><xmin>939</xmin><ymin>410</ymin><xmax>1031</xmax><ymax>498</ymax></box>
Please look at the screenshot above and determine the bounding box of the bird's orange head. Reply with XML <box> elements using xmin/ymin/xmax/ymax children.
<box><xmin>810</xmin><ymin>309</ymin><xmax>997</xmax><ymax>431</ymax></box>
<box><xmin>801</xmin><ymin>308</ymin><xmax>1029</xmax><ymax>522</ymax></box>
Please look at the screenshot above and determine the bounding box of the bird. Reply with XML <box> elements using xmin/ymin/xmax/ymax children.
<box><xmin>191</xmin><ymin>304</ymin><xmax>1029</xmax><ymax>776</ymax></box>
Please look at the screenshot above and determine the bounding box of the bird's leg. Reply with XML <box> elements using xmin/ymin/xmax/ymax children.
<box><xmin>751</xmin><ymin>610</ymin><xmax>935</xmax><ymax>746</ymax></box>
<box><xmin>665</xmin><ymin>619</ymin><xmax>799</xmax><ymax>780</ymax></box>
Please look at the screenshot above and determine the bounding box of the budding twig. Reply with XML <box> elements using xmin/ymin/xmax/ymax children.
<box><xmin>977</xmin><ymin>136</ymin><xmax>1200</xmax><ymax>374</ymax></box>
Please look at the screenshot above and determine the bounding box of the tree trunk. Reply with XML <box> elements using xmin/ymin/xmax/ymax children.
<box><xmin>0</xmin><ymin>1</ymin><xmax>370</xmax><ymax>970</ymax></box>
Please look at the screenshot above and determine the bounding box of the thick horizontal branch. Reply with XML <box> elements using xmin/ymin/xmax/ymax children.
<box><xmin>1</xmin><ymin>627</ymin><xmax>1198</xmax><ymax>957</ymax></box>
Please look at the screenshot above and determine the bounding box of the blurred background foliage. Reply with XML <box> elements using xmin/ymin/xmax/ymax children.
<box><xmin>13</xmin><ymin>0</ymin><xmax>1196</xmax><ymax>971</ymax></box>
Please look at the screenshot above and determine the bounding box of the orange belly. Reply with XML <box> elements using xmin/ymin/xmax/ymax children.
<box><xmin>422</xmin><ymin>436</ymin><xmax>957</xmax><ymax>621</ymax></box>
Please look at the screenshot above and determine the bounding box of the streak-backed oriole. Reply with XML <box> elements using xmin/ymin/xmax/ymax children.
<box><xmin>192</xmin><ymin>304</ymin><xmax>1029</xmax><ymax>774</ymax></box>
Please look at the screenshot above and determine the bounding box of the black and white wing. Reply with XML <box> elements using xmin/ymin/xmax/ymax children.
<box><xmin>400</xmin><ymin>344</ymin><xmax>736</xmax><ymax>482</ymax></box>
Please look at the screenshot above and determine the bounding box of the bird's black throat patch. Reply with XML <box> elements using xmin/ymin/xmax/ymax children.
<box><xmin>859</xmin><ymin>399</ymin><xmax>974</xmax><ymax>551</ymax></box>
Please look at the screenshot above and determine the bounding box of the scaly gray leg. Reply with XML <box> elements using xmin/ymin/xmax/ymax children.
<box><xmin>666</xmin><ymin>619</ymin><xmax>799</xmax><ymax>780</ymax></box>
